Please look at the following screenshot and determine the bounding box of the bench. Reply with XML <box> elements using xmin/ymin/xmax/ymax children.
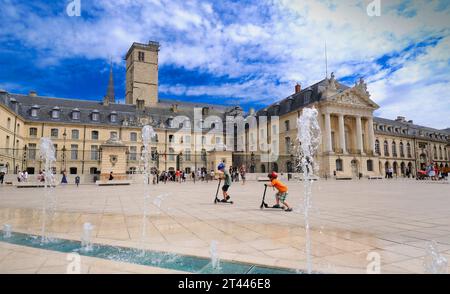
<box><xmin>368</xmin><ymin>176</ymin><xmax>383</xmax><ymax>180</ymax></box>
<box><xmin>95</xmin><ymin>180</ymin><xmax>132</xmax><ymax>186</ymax></box>
<box><xmin>257</xmin><ymin>177</ymin><xmax>270</xmax><ymax>182</ymax></box>
<box><xmin>16</xmin><ymin>182</ymin><xmax>58</xmax><ymax>188</ymax></box>
<box><xmin>336</xmin><ymin>177</ymin><xmax>352</xmax><ymax>181</ymax></box>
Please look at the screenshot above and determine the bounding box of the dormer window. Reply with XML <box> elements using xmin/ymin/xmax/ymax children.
<box><xmin>92</xmin><ymin>110</ymin><xmax>100</xmax><ymax>122</ymax></box>
<box><xmin>31</xmin><ymin>105</ymin><xmax>39</xmax><ymax>117</ymax></box>
<box><xmin>51</xmin><ymin>107</ymin><xmax>60</xmax><ymax>119</ymax></box>
<box><xmin>110</xmin><ymin>111</ymin><xmax>118</xmax><ymax>123</ymax></box>
<box><xmin>72</xmin><ymin>109</ymin><xmax>80</xmax><ymax>120</ymax></box>
<box><xmin>167</xmin><ymin>117</ymin><xmax>174</xmax><ymax>128</ymax></box>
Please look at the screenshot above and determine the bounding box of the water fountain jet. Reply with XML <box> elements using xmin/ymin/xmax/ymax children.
<box><xmin>38</xmin><ymin>137</ymin><xmax>57</xmax><ymax>244</ymax></box>
<box><xmin>140</xmin><ymin>125</ymin><xmax>156</xmax><ymax>254</ymax></box>
<box><xmin>297</xmin><ymin>107</ymin><xmax>321</xmax><ymax>274</ymax></box>
<box><xmin>3</xmin><ymin>224</ymin><xmax>12</xmax><ymax>239</ymax></box>
<box><xmin>81</xmin><ymin>222</ymin><xmax>94</xmax><ymax>252</ymax></box>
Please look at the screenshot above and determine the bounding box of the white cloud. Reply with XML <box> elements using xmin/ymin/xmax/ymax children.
<box><xmin>0</xmin><ymin>0</ymin><xmax>449</xmax><ymax>128</ymax></box>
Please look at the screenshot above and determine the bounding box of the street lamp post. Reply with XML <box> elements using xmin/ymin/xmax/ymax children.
<box><xmin>62</xmin><ymin>128</ymin><xmax>67</xmax><ymax>173</ymax></box>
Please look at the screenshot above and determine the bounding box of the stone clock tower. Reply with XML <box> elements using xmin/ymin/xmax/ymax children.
<box><xmin>125</xmin><ymin>41</ymin><xmax>160</xmax><ymax>106</ymax></box>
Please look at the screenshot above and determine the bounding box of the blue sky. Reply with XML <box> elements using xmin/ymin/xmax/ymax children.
<box><xmin>0</xmin><ymin>0</ymin><xmax>449</xmax><ymax>128</ymax></box>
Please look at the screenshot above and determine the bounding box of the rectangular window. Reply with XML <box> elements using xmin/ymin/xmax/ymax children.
<box><xmin>185</xmin><ymin>149</ymin><xmax>191</xmax><ymax>161</ymax></box>
<box><xmin>72</xmin><ymin>129</ymin><xmax>79</xmax><ymax>140</ymax></box>
<box><xmin>129</xmin><ymin>146</ymin><xmax>137</xmax><ymax>161</ymax></box>
<box><xmin>138</xmin><ymin>51</ymin><xmax>145</xmax><ymax>62</ymax></box>
<box><xmin>51</xmin><ymin>129</ymin><xmax>58</xmax><ymax>138</ymax></box>
<box><xmin>110</xmin><ymin>131</ymin><xmax>118</xmax><ymax>139</ymax></box>
<box><xmin>91</xmin><ymin>145</ymin><xmax>99</xmax><ymax>160</ymax></box>
<box><xmin>285</xmin><ymin>137</ymin><xmax>291</xmax><ymax>154</ymax></box>
<box><xmin>130</xmin><ymin>132</ymin><xmax>137</xmax><ymax>142</ymax></box>
<box><xmin>92</xmin><ymin>131</ymin><xmax>99</xmax><ymax>140</ymax></box>
<box><xmin>28</xmin><ymin>143</ymin><xmax>37</xmax><ymax>160</ymax></box>
<box><xmin>71</xmin><ymin>144</ymin><xmax>78</xmax><ymax>160</ymax></box>
<box><xmin>29</xmin><ymin>128</ymin><xmax>38</xmax><ymax>137</ymax></box>
<box><xmin>285</xmin><ymin>120</ymin><xmax>290</xmax><ymax>132</ymax></box>
<box><xmin>53</xmin><ymin>144</ymin><xmax>58</xmax><ymax>159</ymax></box>
<box><xmin>169</xmin><ymin>135</ymin><xmax>174</xmax><ymax>143</ymax></box>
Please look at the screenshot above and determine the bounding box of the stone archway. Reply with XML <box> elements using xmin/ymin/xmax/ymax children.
<box><xmin>400</xmin><ymin>162</ymin><xmax>406</xmax><ymax>176</ymax></box>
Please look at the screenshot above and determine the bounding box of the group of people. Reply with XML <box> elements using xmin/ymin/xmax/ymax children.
<box><xmin>424</xmin><ymin>163</ymin><xmax>448</xmax><ymax>181</ymax></box>
<box><xmin>227</xmin><ymin>165</ymin><xmax>247</xmax><ymax>185</ymax></box>
<box><xmin>16</xmin><ymin>170</ymin><xmax>29</xmax><ymax>182</ymax></box>
<box><xmin>216</xmin><ymin>163</ymin><xmax>292</xmax><ymax>212</ymax></box>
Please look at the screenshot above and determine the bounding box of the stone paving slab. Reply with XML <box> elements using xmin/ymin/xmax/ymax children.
<box><xmin>0</xmin><ymin>179</ymin><xmax>449</xmax><ymax>274</ymax></box>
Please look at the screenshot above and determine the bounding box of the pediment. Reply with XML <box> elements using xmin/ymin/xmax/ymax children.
<box><xmin>329</xmin><ymin>88</ymin><xmax>379</xmax><ymax>109</ymax></box>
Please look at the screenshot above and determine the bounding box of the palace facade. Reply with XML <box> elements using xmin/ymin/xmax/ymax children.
<box><xmin>0</xmin><ymin>41</ymin><xmax>449</xmax><ymax>179</ymax></box>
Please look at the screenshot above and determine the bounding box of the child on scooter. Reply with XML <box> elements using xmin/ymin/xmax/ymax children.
<box><xmin>266</xmin><ymin>172</ymin><xmax>292</xmax><ymax>212</ymax></box>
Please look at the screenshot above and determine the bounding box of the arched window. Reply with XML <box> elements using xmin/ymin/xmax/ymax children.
<box><xmin>433</xmin><ymin>146</ymin><xmax>438</xmax><ymax>159</ymax></box>
<box><xmin>439</xmin><ymin>146</ymin><xmax>443</xmax><ymax>159</ymax></box>
<box><xmin>375</xmin><ymin>140</ymin><xmax>380</xmax><ymax>155</ymax></box>
<box><xmin>407</xmin><ymin>143</ymin><xmax>412</xmax><ymax>158</ymax></box>
<box><xmin>399</xmin><ymin>142</ymin><xmax>404</xmax><ymax>157</ymax></box>
<box><xmin>384</xmin><ymin>141</ymin><xmax>389</xmax><ymax>156</ymax></box>
<box><xmin>336</xmin><ymin>159</ymin><xmax>343</xmax><ymax>171</ymax></box>
<box><xmin>392</xmin><ymin>141</ymin><xmax>397</xmax><ymax>157</ymax></box>
<box><xmin>367</xmin><ymin>160</ymin><xmax>373</xmax><ymax>172</ymax></box>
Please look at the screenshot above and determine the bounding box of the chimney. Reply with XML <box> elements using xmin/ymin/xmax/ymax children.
<box><xmin>29</xmin><ymin>90</ymin><xmax>37</xmax><ymax>97</ymax></box>
<box><xmin>395</xmin><ymin>116</ymin><xmax>406</xmax><ymax>122</ymax></box>
<box><xmin>295</xmin><ymin>83</ymin><xmax>302</xmax><ymax>94</ymax></box>
<box><xmin>408</xmin><ymin>120</ymin><xmax>413</xmax><ymax>124</ymax></box>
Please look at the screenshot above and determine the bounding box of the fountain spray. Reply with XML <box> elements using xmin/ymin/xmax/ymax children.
<box><xmin>140</xmin><ymin>125</ymin><xmax>156</xmax><ymax>253</ymax></box>
<box><xmin>297</xmin><ymin>108</ymin><xmax>321</xmax><ymax>274</ymax></box>
<box><xmin>38</xmin><ymin>137</ymin><xmax>57</xmax><ymax>244</ymax></box>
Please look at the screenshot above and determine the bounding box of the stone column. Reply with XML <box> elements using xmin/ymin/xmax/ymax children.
<box><xmin>356</xmin><ymin>115</ymin><xmax>364</xmax><ymax>155</ymax></box>
<box><xmin>338</xmin><ymin>114</ymin><xmax>347</xmax><ymax>154</ymax></box>
<box><xmin>324</xmin><ymin>112</ymin><xmax>333</xmax><ymax>153</ymax></box>
<box><xmin>367</xmin><ymin>117</ymin><xmax>375</xmax><ymax>154</ymax></box>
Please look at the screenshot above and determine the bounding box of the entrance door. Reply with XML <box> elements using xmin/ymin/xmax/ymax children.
<box><xmin>351</xmin><ymin>160</ymin><xmax>358</xmax><ymax>178</ymax></box>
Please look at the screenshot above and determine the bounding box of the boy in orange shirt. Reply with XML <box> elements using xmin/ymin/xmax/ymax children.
<box><xmin>266</xmin><ymin>172</ymin><xmax>292</xmax><ymax>212</ymax></box>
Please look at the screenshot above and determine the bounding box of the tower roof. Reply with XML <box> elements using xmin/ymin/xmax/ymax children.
<box><xmin>106</xmin><ymin>62</ymin><xmax>115</xmax><ymax>103</ymax></box>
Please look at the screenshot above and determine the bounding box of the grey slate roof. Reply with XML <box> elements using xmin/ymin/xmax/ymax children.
<box><xmin>0</xmin><ymin>91</ymin><xmax>230</xmax><ymax>130</ymax></box>
<box><xmin>256</xmin><ymin>78</ymin><xmax>349</xmax><ymax>117</ymax></box>
<box><xmin>374</xmin><ymin>117</ymin><xmax>449</xmax><ymax>142</ymax></box>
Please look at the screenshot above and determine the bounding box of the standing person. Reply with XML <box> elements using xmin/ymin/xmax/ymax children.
<box><xmin>109</xmin><ymin>171</ymin><xmax>114</xmax><ymax>181</ymax></box>
<box><xmin>75</xmin><ymin>175</ymin><xmax>80</xmax><ymax>187</ymax></box>
<box><xmin>175</xmin><ymin>170</ymin><xmax>180</xmax><ymax>182</ymax></box>
<box><xmin>240</xmin><ymin>165</ymin><xmax>246</xmax><ymax>185</ymax></box>
<box><xmin>217</xmin><ymin>163</ymin><xmax>232</xmax><ymax>203</ymax></box>
<box><xmin>61</xmin><ymin>171</ymin><xmax>68</xmax><ymax>184</ymax></box>
<box><xmin>24</xmin><ymin>171</ymin><xmax>29</xmax><ymax>182</ymax></box>
<box><xmin>266</xmin><ymin>172</ymin><xmax>293</xmax><ymax>212</ymax></box>
<box><xmin>0</xmin><ymin>171</ymin><xmax>5</xmax><ymax>184</ymax></box>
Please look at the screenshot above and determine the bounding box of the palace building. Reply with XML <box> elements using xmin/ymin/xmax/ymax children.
<box><xmin>0</xmin><ymin>41</ymin><xmax>449</xmax><ymax>180</ymax></box>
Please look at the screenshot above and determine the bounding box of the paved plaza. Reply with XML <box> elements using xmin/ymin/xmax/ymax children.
<box><xmin>0</xmin><ymin>179</ymin><xmax>449</xmax><ymax>274</ymax></box>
